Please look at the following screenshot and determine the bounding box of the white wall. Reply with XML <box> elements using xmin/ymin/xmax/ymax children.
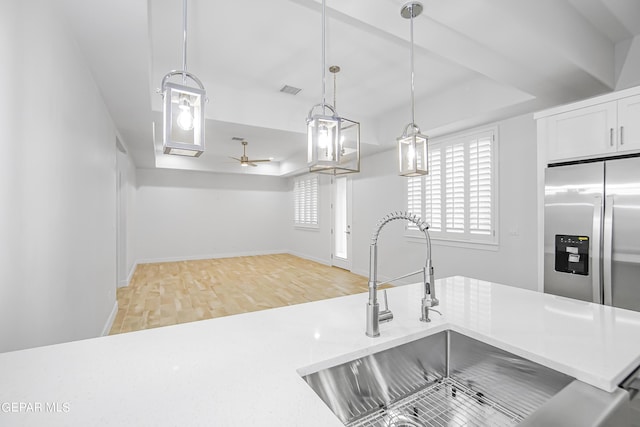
<box><xmin>126</xmin><ymin>153</ymin><xmax>138</xmax><ymax>281</ymax></box>
<box><xmin>0</xmin><ymin>0</ymin><xmax>119</xmax><ymax>353</ymax></box>
<box><xmin>287</xmin><ymin>174</ymin><xmax>333</xmax><ymax>265</ymax></box>
<box><xmin>0</xmin><ymin>0</ymin><xmax>23</xmax><ymax>353</ymax></box>
<box><xmin>135</xmin><ymin>169</ymin><xmax>289</xmax><ymax>263</ymax></box>
<box><xmin>430</xmin><ymin>114</ymin><xmax>539</xmax><ymax>290</ymax></box>
<box><xmin>350</xmin><ymin>152</ymin><xmax>410</xmax><ymax>284</ymax></box>
<box><xmin>292</xmin><ymin>113</ymin><xmax>539</xmax><ymax>290</ymax></box>
<box><xmin>116</xmin><ymin>147</ymin><xmax>138</xmax><ymax>287</ymax></box>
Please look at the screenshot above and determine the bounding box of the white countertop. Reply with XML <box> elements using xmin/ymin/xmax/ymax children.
<box><xmin>2</xmin><ymin>276</ymin><xmax>640</xmax><ymax>426</ymax></box>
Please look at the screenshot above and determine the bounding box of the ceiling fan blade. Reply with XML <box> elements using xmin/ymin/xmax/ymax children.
<box><xmin>248</xmin><ymin>159</ymin><xmax>272</xmax><ymax>163</ymax></box>
<box><xmin>229</xmin><ymin>157</ymin><xmax>241</xmax><ymax>162</ymax></box>
<box><xmin>249</xmin><ymin>162</ymin><xmax>258</xmax><ymax>167</ymax></box>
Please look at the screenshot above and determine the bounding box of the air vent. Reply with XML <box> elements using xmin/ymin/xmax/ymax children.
<box><xmin>280</xmin><ymin>85</ymin><xmax>302</xmax><ymax>95</ymax></box>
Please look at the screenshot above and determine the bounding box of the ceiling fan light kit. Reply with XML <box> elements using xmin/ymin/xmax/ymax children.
<box><xmin>307</xmin><ymin>0</ymin><xmax>360</xmax><ymax>175</ymax></box>
<box><xmin>398</xmin><ymin>1</ymin><xmax>428</xmax><ymax>177</ymax></box>
<box><xmin>159</xmin><ymin>0</ymin><xmax>206</xmax><ymax>157</ymax></box>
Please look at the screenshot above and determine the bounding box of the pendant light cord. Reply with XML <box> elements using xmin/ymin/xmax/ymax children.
<box><xmin>410</xmin><ymin>5</ymin><xmax>415</xmax><ymax>128</ymax></box>
<box><xmin>322</xmin><ymin>0</ymin><xmax>327</xmax><ymax>115</ymax></box>
<box><xmin>333</xmin><ymin>69</ymin><xmax>337</xmax><ymax>111</ymax></box>
<box><xmin>182</xmin><ymin>0</ymin><xmax>188</xmax><ymax>85</ymax></box>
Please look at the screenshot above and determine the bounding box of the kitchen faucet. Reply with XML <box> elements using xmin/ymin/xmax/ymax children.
<box><xmin>366</xmin><ymin>211</ymin><xmax>438</xmax><ymax>337</ymax></box>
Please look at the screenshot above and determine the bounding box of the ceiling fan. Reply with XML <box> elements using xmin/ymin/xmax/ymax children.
<box><xmin>230</xmin><ymin>140</ymin><xmax>272</xmax><ymax>167</ymax></box>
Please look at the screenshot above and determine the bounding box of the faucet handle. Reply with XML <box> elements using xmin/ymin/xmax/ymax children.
<box><xmin>379</xmin><ymin>290</ymin><xmax>394</xmax><ymax>323</ymax></box>
<box><xmin>420</xmin><ymin>306</ymin><xmax>441</xmax><ymax>323</ymax></box>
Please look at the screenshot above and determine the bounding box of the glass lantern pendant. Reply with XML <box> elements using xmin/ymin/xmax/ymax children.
<box><xmin>159</xmin><ymin>0</ymin><xmax>206</xmax><ymax>157</ymax></box>
<box><xmin>398</xmin><ymin>124</ymin><xmax>428</xmax><ymax>176</ymax></box>
<box><xmin>308</xmin><ymin>110</ymin><xmax>360</xmax><ymax>175</ymax></box>
<box><xmin>162</xmin><ymin>78</ymin><xmax>205</xmax><ymax>157</ymax></box>
<box><xmin>398</xmin><ymin>1</ymin><xmax>428</xmax><ymax>176</ymax></box>
<box><xmin>306</xmin><ymin>1</ymin><xmax>360</xmax><ymax>175</ymax></box>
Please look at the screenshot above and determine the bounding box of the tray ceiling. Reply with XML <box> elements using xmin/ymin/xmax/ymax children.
<box><xmin>59</xmin><ymin>0</ymin><xmax>640</xmax><ymax>176</ymax></box>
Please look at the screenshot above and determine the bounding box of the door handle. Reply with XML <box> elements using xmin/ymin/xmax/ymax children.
<box><xmin>620</xmin><ymin>126</ymin><xmax>625</xmax><ymax>146</ymax></box>
<box><xmin>603</xmin><ymin>195</ymin><xmax>614</xmax><ymax>306</ymax></box>
<box><xmin>592</xmin><ymin>195</ymin><xmax>603</xmax><ymax>304</ymax></box>
<box><xmin>610</xmin><ymin>128</ymin><xmax>614</xmax><ymax>146</ymax></box>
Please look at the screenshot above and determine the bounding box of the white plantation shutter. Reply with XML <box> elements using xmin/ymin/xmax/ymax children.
<box><xmin>424</xmin><ymin>149</ymin><xmax>441</xmax><ymax>231</ymax></box>
<box><xmin>469</xmin><ymin>136</ymin><xmax>492</xmax><ymax>235</ymax></box>
<box><xmin>407</xmin><ymin>142</ymin><xmax>425</xmax><ymax>230</ymax></box>
<box><xmin>294</xmin><ymin>175</ymin><xmax>319</xmax><ymax>226</ymax></box>
<box><xmin>445</xmin><ymin>143</ymin><xmax>465</xmax><ymax>233</ymax></box>
<box><xmin>407</xmin><ymin>149</ymin><xmax>442</xmax><ymax>231</ymax></box>
<box><xmin>406</xmin><ymin>128</ymin><xmax>496</xmax><ymax>244</ymax></box>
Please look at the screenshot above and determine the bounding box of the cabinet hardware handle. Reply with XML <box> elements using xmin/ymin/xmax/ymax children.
<box><xmin>621</xmin><ymin>126</ymin><xmax>625</xmax><ymax>145</ymax></box>
<box><xmin>610</xmin><ymin>128</ymin><xmax>614</xmax><ymax>146</ymax></box>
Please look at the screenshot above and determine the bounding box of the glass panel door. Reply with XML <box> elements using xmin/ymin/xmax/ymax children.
<box><xmin>332</xmin><ymin>176</ymin><xmax>352</xmax><ymax>270</ymax></box>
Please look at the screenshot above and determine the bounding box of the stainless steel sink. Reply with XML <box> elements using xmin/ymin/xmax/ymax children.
<box><xmin>303</xmin><ymin>331</ymin><xmax>574</xmax><ymax>427</ymax></box>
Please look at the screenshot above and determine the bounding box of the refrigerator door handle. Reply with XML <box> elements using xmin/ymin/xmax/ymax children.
<box><xmin>592</xmin><ymin>195</ymin><xmax>603</xmax><ymax>304</ymax></box>
<box><xmin>603</xmin><ymin>195</ymin><xmax>614</xmax><ymax>306</ymax></box>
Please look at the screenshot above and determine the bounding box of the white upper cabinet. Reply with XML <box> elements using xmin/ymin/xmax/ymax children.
<box><xmin>546</xmin><ymin>102</ymin><xmax>617</xmax><ymax>162</ymax></box>
<box><xmin>617</xmin><ymin>94</ymin><xmax>640</xmax><ymax>153</ymax></box>
<box><xmin>536</xmin><ymin>87</ymin><xmax>640</xmax><ymax>164</ymax></box>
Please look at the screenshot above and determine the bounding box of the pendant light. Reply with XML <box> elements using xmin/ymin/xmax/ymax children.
<box><xmin>307</xmin><ymin>1</ymin><xmax>360</xmax><ymax>175</ymax></box>
<box><xmin>159</xmin><ymin>0</ymin><xmax>206</xmax><ymax>157</ymax></box>
<box><xmin>398</xmin><ymin>1</ymin><xmax>428</xmax><ymax>176</ymax></box>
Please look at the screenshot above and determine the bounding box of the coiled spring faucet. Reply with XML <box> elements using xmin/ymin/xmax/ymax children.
<box><xmin>366</xmin><ymin>211</ymin><xmax>438</xmax><ymax>337</ymax></box>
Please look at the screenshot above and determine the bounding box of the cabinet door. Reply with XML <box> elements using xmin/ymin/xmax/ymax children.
<box><xmin>617</xmin><ymin>94</ymin><xmax>640</xmax><ymax>153</ymax></box>
<box><xmin>547</xmin><ymin>102</ymin><xmax>617</xmax><ymax>162</ymax></box>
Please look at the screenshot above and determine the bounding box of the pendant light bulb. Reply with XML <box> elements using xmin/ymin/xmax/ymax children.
<box><xmin>177</xmin><ymin>110</ymin><xmax>194</xmax><ymax>131</ymax></box>
<box><xmin>177</xmin><ymin>98</ymin><xmax>194</xmax><ymax>131</ymax></box>
<box><xmin>318</xmin><ymin>126</ymin><xmax>329</xmax><ymax>149</ymax></box>
<box><xmin>407</xmin><ymin>143</ymin><xmax>415</xmax><ymax>165</ymax></box>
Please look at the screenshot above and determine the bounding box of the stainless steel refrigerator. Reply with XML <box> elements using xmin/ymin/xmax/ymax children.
<box><xmin>544</xmin><ymin>156</ymin><xmax>640</xmax><ymax>312</ymax></box>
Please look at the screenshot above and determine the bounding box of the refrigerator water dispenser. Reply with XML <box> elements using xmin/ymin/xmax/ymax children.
<box><xmin>555</xmin><ymin>235</ymin><xmax>589</xmax><ymax>275</ymax></box>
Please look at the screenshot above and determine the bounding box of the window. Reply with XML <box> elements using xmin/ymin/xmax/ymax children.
<box><xmin>407</xmin><ymin>128</ymin><xmax>497</xmax><ymax>244</ymax></box>
<box><xmin>294</xmin><ymin>175</ymin><xmax>319</xmax><ymax>227</ymax></box>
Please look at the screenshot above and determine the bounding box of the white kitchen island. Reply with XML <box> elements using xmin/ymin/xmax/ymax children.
<box><xmin>1</xmin><ymin>276</ymin><xmax>640</xmax><ymax>426</ymax></box>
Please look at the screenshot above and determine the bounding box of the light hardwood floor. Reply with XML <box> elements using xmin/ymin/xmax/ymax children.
<box><xmin>109</xmin><ymin>253</ymin><xmax>373</xmax><ymax>335</ymax></box>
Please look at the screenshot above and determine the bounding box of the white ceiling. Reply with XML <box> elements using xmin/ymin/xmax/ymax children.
<box><xmin>58</xmin><ymin>0</ymin><xmax>640</xmax><ymax>176</ymax></box>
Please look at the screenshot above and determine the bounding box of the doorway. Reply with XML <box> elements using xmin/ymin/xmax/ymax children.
<box><xmin>332</xmin><ymin>176</ymin><xmax>352</xmax><ymax>271</ymax></box>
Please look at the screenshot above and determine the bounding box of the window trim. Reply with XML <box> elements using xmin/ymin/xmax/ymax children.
<box><xmin>293</xmin><ymin>174</ymin><xmax>320</xmax><ymax>229</ymax></box>
<box><xmin>405</xmin><ymin>233</ymin><xmax>500</xmax><ymax>251</ymax></box>
<box><xmin>405</xmin><ymin>125</ymin><xmax>500</xmax><ymax>248</ymax></box>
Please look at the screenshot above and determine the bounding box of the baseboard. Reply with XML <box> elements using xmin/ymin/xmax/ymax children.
<box><xmin>136</xmin><ymin>249</ymin><xmax>288</xmax><ymax>265</ymax></box>
<box><xmin>102</xmin><ymin>300</ymin><xmax>118</xmax><ymax>336</ymax></box>
<box><xmin>286</xmin><ymin>251</ymin><xmax>332</xmax><ymax>266</ymax></box>
<box><xmin>118</xmin><ymin>262</ymin><xmax>138</xmax><ymax>288</ymax></box>
<box><xmin>351</xmin><ymin>267</ymin><xmax>369</xmax><ymax>279</ymax></box>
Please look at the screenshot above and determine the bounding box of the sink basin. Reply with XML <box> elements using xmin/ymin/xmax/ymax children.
<box><xmin>302</xmin><ymin>331</ymin><xmax>574</xmax><ymax>427</ymax></box>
